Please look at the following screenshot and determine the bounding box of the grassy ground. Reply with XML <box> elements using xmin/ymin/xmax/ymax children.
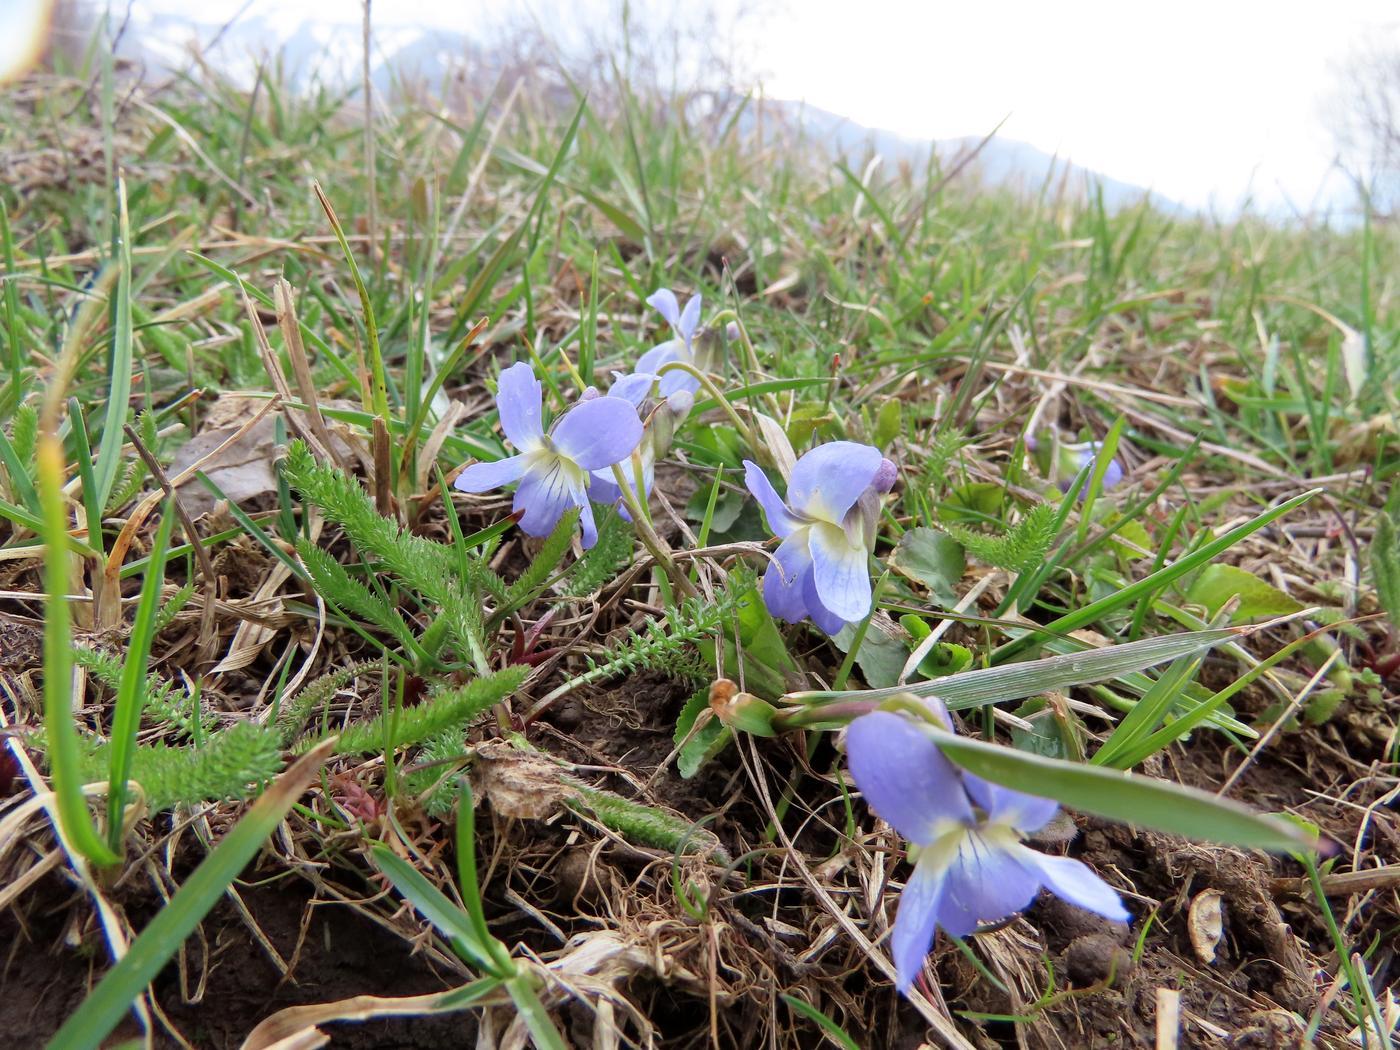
<box><xmin>1</xmin><ymin>42</ymin><xmax>1398</xmax><ymax>1050</ymax></box>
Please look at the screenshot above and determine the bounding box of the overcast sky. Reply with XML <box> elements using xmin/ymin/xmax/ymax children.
<box><xmin>98</xmin><ymin>1</ymin><xmax>1400</xmax><ymax>213</ymax></box>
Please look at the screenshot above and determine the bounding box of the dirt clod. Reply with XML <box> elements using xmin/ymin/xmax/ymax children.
<box><xmin>1066</xmin><ymin>932</ymin><xmax>1135</xmax><ymax>987</ymax></box>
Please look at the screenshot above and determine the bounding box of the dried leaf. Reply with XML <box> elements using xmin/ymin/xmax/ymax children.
<box><xmin>471</xmin><ymin>740</ymin><xmax>568</xmax><ymax>820</ymax></box>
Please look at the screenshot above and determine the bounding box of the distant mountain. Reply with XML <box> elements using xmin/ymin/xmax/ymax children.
<box><xmin>757</xmin><ymin>100</ymin><xmax>1183</xmax><ymax>214</ymax></box>
<box><xmin>119</xmin><ymin>12</ymin><xmax>1181</xmax><ymax>215</ymax></box>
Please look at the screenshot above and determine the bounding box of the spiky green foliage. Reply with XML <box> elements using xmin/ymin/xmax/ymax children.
<box><xmin>922</xmin><ymin>431</ymin><xmax>966</xmax><ymax>502</ymax></box>
<box><xmin>151</xmin><ymin>582</ymin><xmax>195</xmax><ymax>635</ymax></box>
<box><xmin>1372</xmin><ymin>510</ymin><xmax>1400</xmax><ymax>631</ymax></box>
<box><xmin>7</xmin><ymin>402</ymin><xmax>36</xmax><ymax>477</ymax></box>
<box><xmin>73</xmin><ymin>644</ymin><xmax>211</xmax><ymax>738</ymax></box>
<box><xmin>78</xmin><ymin>722</ymin><xmax>282</xmax><ymax>810</ymax></box>
<box><xmin>282</xmin><ymin>441</ymin><xmax>500</xmax><ymax>663</ymax></box>
<box><xmin>282</xmin><ymin>442</ymin><xmax>460</xmax><ymax>597</ymax></box>
<box><xmin>296</xmin><ymin>538</ymin><xmax>418</xmax><ymax>652</ymax></box>
<box><xmin>568</xmin><ymin>785</ymin><xmax>727</xmax><ymax>862</ymax></box>
<box><xmin>102</xmin><ymin>410</ymin><xmax>161</xmax><ymax>514</ymax></box>
<box><xmin>300</xmin><ymin>665</ymin><xmax>528</xmax><ymax>756</ymax></box>
<box><xmin>501</xmin><ymin>508</ymin><xmax>579</xmax><ymax>611</ymax></box>
<box><xmin>277</xmin><ymin>659</ymin><xmax>383</xmax><ymax>745</ymax></box>
<box><xmin>947</xmin><ymin>502</ymin><xmax>1060</xmax><ymax>574</ymax></box>
<box><xmin>562</xmin><ymin>507</ymin><xmax>632</xmax><ymax>598</ymax></box>
<box><xmin>574</xmin><ymin>596</ymin><xmax>727</xmax><ymax>688</ymax></box>
<box><xmin>404</xmin><ymin>729</ymin><xmax>468</xmax><ymax>817</ymax></box>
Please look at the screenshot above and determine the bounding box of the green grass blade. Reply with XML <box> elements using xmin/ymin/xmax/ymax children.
<box><xmin>45</xmin><ymin>739</ymin><xmax>337</xmax><ymax>1050</ymax></box>
<box><xmin>105</xmin><ymin>496</ymin><xmax>177</xmax><ymax>852</ymax></box>
<box><xmin>780</xmin><ymin>994</ymin><xmax>861</xmax><ymax>1050</ymax></box>
<box><xmin>789</xmin><ymin>627</ymin><xmax>1239</xmax><ymax>706</ymax></box>
<box><xmin>38</xmin><ymin>428</ymin><xmax>119</xmax><ymax>867</ymax></box>
<box><xmin>92</xmin><ymin>179</ymin><xmax>133</xmax><ymax>511</ymax></box>
<box><xmin>992</xmin><ymin>489</ymin><xmax>1319</xmax><ymax>663</ymax></box>
<box><xmin>922</xmin><ymin>724</ymin><xmax>1313</xmax><ymax>852</ymax></box>
<box><xmin>505</xmin><ymin>974</ymin><xmax>568</xmax><ymax>1050</ymax></box>
<box><xmin>194</xmin><ymin>471</ymin><xmax>310</xmax><ymax>583</ymax></box>
<box><xmin>370</xmin><ymin>843</ymin><xmax>505</xmax><ymax>975</ymax></box>
<box><xmin>314</xmin><ymin>182</ymin><xmax>390</xmax><ymax>424</ymax></box>
<box><xmin>0</xmin><ymin>197</ymin><xmax>25</xmax><ymax>412</ymax></box>
<box><xmin>455</xmin><ymin>780</ymin><xmax>515</xmax><ymax>974</ymax></box>
<box><xmin>67</xmin><ymin>398</ymin><xmax>106</xmax><ymax>557</ymax></box>
<box><xmin>1090</xmin><ymin>647</ymin><xmax>1210</xmax><ymax>769</ymax></box>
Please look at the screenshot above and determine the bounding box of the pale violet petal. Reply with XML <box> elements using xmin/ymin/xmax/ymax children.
<box><xmin>763</xmin><ymin>531</ymin><xmax>813</xmax><ymax>624</ymax></box>
<box><xmin>1018</xmin><ymin>847</ymin><xmax>1131</xmax><ymax>925</ymax></box>
<box><xmin>934</xmin><ymin>833</ymin><xmax>1042</xmax><ymax>937</ymax></box>
<box><xmin>453</xmin><ymin>453</ymin><xmax>529</xmax><ymax>494</ymax></box>
<box><xmin>646</xmin><ymin>288</ymin><xmax>680</xmax><ymax>328</ymax></box>
<box><xmin>678</xmin><ymin>292</ymin><xmax>702</xmax><ymax>342</ymax></box>
<box><xmin>496</xmin><ymin>361</ymin><xmax>544</xmax><ymax>449</ymax></box>
<box><xmin>890</xmin><ymin>856</ymin><xmax>947</xmax><ymax>994</ymax></box>
<box><xmin>845</xmin><ymin>711</ymin><xmax>973</xmax><ymax>845</ymax></box>
<box><xmin>809</xmin><ymin>522</ymin><xmax>873</xmax><ymax>623</ymax></box>
<box><xmin>512</xmin><ymin>457</ymin><xmax>577</xmax><ymax>537</ymax></box>
<box><xmin>1102</xmin><ymin>457</ymin><xmax>1125</xmax><ymax>490</ymax></box>
<box><xmin>962</xmin><ymin>774</ymin><xmax>1060</xmax><ymax>834</ymax></box>
<box><xmin>575</xmin><ymin>485</ymin><xmax>599</xmax><ymax>550</ymax></box>
<box><xmin>636</xmin><ymin>340</ymin><xmax>683</xmax><ymax>376</ymax></box>
<box><xmin>550</xmin><ymin>396</ymin><xmax>643</xmax><ymax>471</ymax></box>
<box><xmin>587</xmin><ymin>468</ymin><xmax>623</xmax><ymax>506</ymax></box>
<box><xmin>743</xmin><ymin>460</ymin><xmax>801</xmax><ymax>538</ymax></box>
<box><xmin>787</xmin><ymin>441</ymin><xmax>884</xmax><ymax>523</ymax></box>
<box><xmin>803</xmin><ymin>569</ymin><xmax>849</xmax><ymax>635</ymax></box>
<box><xmin>608</xmin><ymin>371</ymin><xmax>658</xmax><ymax>407</ymax></box>
<box><xmin>657</xmin><ymin>367</ymin><xmax>701</xmax><ymax>399</ymax></box>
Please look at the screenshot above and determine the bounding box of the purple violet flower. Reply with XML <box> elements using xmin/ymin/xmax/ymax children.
<box><xmin>846</xmin><ymin>708</ymin><xmax>1129</xmax><ymax>994</ymax></box>
<box><xmin>636</xmin><ymin>288</ymin><xmax>703</xmax><ymax>401</ymax></box>
<box><xmin>743</xmin><ymin>441</ymin><xmax>896</xmax><ymax>634</ymax></box>
<box><xmin>454</xmin><ymin>362</ymin><xmax>642</xmax><ymax>549</ymax></box>
<box><xmin>1059</xmin><ymin>441</ymin><xmax>1124</xmax><ymax>500</ymax></box>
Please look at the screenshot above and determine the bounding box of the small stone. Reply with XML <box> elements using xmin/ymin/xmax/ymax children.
<box><xmin>1066</xmin><ymin>933</ymin><xmax>1135</xmax><ymax>987</ymax></box>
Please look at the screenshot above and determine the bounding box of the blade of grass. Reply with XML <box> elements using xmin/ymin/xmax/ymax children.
<box><xmin>44</xmin><ymin>738</ymin><xmax>337</xmax><ymax>1050</ymax></box>
<box><xmin>789</xmin><ymin>626</ymin><xmax>1240</xmax><ymax>706</ymax></box>
<box><xmin>370</xmin><ymin>843</ymin><xmax>506</xmax><ymax>975</ymax></box>
<box><xmin>918</xmin><ymin>722</ymin><xmax>1313</xmax><ymax>851</ymax></box>
<box><xmin>38</xmin><ymin>424</ymin><xmax>119</xmax><ymax>866</ymax></box>
<box><xmin>92</xmin><ymin>178</ymin><xmax>133</xmax><ymax>511</ymax></box>
<box><xmin>992</xmin><ymin>488</ymin><xmax>1318</xmax><ymax>663</ymax></box>
<box><xmin>105</xmin><ymin>494</ymin><xmax>176</xmax><ymax>854</ymax></box>
<box><xmin>780</xmin><ymin>994</ymin><xmax>861</xmax><ymax>1050</ymax></box>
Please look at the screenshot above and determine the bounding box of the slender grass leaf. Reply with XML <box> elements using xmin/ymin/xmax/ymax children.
<box><xmin>45</xmin><ymin>739</ymin><xmax>336</xmax><ymax>1050</ymax></box>
<box><xmin>922</xmin><ymin>725</ymin><xmax>1313</xmax><ymax>851</ymax></box>
<box><xmin>991</xmin><ymin>489</ymin><xmax>1318</xmax><ymax>662</ymax></box>
<box><xmin>92</xmin><ymin>180</ymin><xmax>133</xmax><ymax>510</ymax></box>
<box><xmin>789</xmin><ymin>627</ymin><xmax>1239</xmax><ymax>706</ymax></box>
<box><xmin>370</xmin><ymin>844</ymin><xmax>504</xmax><ymax>974</ymax></box>
<box><xmin>780</xmin><ymin>994</ymin><xmax>861</xmax><ymax>1050</ymax></box>
<box><xmin>38</xmin><ymin>431</ymin><xmax>118</xmax><ymax>866</ymax></box>
<box><xmin>106</xmin><ymin>495</ymin><xmax>177</xmax><ymax>852</ymax></box>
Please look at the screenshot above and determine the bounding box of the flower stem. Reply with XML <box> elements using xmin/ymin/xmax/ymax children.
<box><xmin>705</xmin><ymin>309</ymin><xmax>782</xmax><ymax>418</ymax></box>
<box><xmin>656</xmin><ymin>361</ymin><xmax>759</xmax><ymax>450</ymax></box>
<box><xmin>609</xmin><ymin>461</ymin><xmax>697</xmax><ymax>601</ymax></box>
<box><xmin>831</xmin><ymin>572</ymin><xmax>887</xmax><ymax>691</ymax></box>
